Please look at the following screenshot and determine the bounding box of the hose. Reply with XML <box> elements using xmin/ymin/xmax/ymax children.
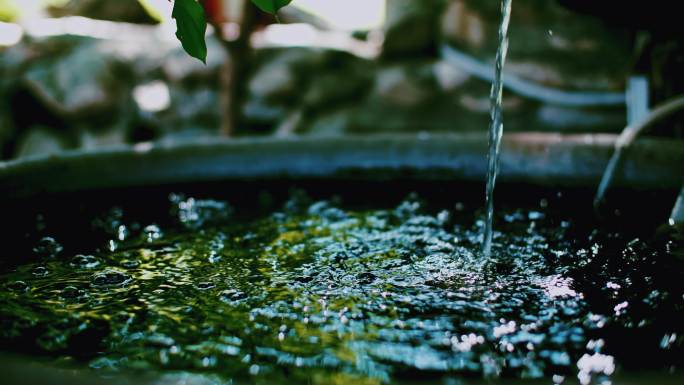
<box><xmin>594</xmin><ymin>94</ymin><xmax>684</xmax><ymax>213</ymax></box>
<box><xmin>440</xmin><ymin>43</ymin><xmax>626</xmax><ymax>107</ymax></box>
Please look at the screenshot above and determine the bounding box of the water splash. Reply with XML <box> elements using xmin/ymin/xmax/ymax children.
<box><xmin>482</xmin><ymin>0</ymin><xmax>512</xmax><ymax>256</ymax></box>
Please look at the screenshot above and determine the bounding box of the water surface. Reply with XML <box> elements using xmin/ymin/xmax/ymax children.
<box><xmin>1</xmin><ymin>191</ymin><xmax>682</xmax><ymax>384</ymax></box>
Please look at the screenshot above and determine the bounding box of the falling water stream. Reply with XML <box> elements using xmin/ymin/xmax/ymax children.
<box><xmin>482</xmin><ymin>0</ymin><xmax>512</xmax><ymax>256</ymax></box>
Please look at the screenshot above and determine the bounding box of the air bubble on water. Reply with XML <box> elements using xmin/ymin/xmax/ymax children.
<box><xmin>219</xmin><ymin>289</ymin><xmax>246</xmax><ymax>303</ymax></box>
<box><xmin>196</xmin><ymin>282</ymin><xmax>215</xmax><ymax>290</ymax></box>
<box><xmin>146</xmin><ymin>334</ymin><xmax>175</xmax><ymax>347</ymax></box>
<box><xmin>120</xmin><ymin>259</ymin><xmax>140</xmax><ymax>269</ymax></box>
<box><xmin>208</xmin><ymin>251</ymin><xmax>221</xmax><ymax>263</ymax></box>
<box><xmin>89</xmin><ymin>357</ymin><xmax>119</xmax><ymax>370</ymax></box>
<box><xmin>32</xmin><ymin>266</ymin><xmax>49</xmax><ymax>277</ymax></box>
<box><xmin>60</xmin><ymin>285</ymin><xmax>83</xmax><ymax>299</ymax></box>
<box><xmin>70</xmin><ymin>254</ymin><xmax>101</xmax><ymax>269</ymax></box>
<box><xmin>33</xmin><ymin>237</ymin><xmax>63</xmax><ymax>258</ymax></box>
<box><xmin>7</xmin><ymin>280</ymin><xmax>28</xmax><ymax>292</ymax></box>
<box><xmin>91</xmin><ymin>270</ymin><xmax>131</xmax><ymax>287</ymax></box>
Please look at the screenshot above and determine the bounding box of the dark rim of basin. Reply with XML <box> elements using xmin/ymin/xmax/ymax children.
<box><xmin>0</xmin><ymin>133</ymin><xmax>683</xmax><ymax>199</ymax></box>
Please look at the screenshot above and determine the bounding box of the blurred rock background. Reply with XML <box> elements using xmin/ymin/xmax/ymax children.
<box><xmin>0</xmin><ymin>0</ymin><xmax>681</xmax><ymax>159</ymax></box>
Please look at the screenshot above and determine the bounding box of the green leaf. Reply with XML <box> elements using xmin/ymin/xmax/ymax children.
<box><xmin>172</xmin><ymin>0</ymin><xmax>208</xmax><ymax>64</ymax></box>
<box><xmin>136</xmin><ymin>0</ymin><xmax>164</xmax><ymax>22</ymax></box>
<box><xmin>0</xmin><ymin>0</ymin><xmax>21</xmax><ymax>22</ymax></box>
<box><xmin>250</xmin><ymin>0</ymin><xmax>292</xmax><ymax>15</ymax></box>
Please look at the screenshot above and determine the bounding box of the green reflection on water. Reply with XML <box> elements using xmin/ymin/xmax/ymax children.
<box><xmin>1</xmin><ymin>193</ymin><xmax>682</xmax><ymax>384</ymax></box>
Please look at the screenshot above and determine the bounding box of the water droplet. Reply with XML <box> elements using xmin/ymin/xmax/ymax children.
<box><xmin>159</xmin><ymin>350</ymin><xmax>169</xmax><ymax>365</ymax></box>
<box><xmin>660</xmin><ymin>333</ymin><xmax>677</xmax><ymax>349</ymax></box>
<box><xmin>170</xmin><ymin>194</ymin><xmax>232</xmax><ymax>229</ymax></box>
<box><xmin>143</xmin><ymin>225</ymin><xmax>162</xmax><ymax>242</ymax></box>
<box><xmin>528</xmin><ymin>211</ymin><xmax>544</xmax><ymax>220</ymax></box>
<box><xmin>117</xmin><ymin>225</ymin><xmax>128</xmax><ymax>241</ymax></box>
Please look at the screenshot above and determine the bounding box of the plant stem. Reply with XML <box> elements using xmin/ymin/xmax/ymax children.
<box><xmin>216</xmin><ymin>0</ymin><xmax>257</xmax><ymax>137</ymax></box>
